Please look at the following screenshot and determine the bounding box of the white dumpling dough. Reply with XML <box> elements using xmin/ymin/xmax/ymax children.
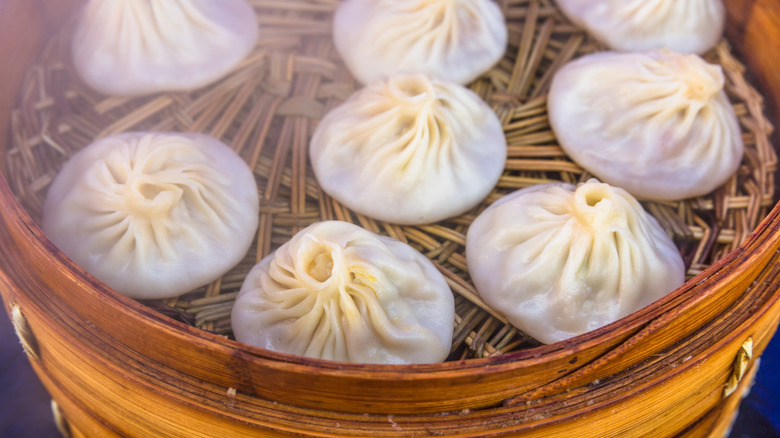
<box><xmin>71</xmin><ymin>0</ymin><xmax>259</xmax><ymax>96</ymax></box>
<box><xmin>556</xmin><ymin>0</ymin><xmax>725</xmax><ymax>54</ymax></box>
<box><xmin>42</xmin><ymin>132</ymin><xmax>259</xmax><ymax>300</ymax></box>
<box><xmin>310</xmin><ymin>73</ymin><xmax>507</xmax><ymax>225</ymax></box>
<box><xmin>466</xmin><ymin>180</ymin><xmax>685</xmax><ymax>344</ymax></box>
<box><xmin>548</xmin><ymin>49</ymin><xmax>743</xmax><ymax>201</ymax></box>
<box><xmin>333</xmin><ymin>0</ymin><xmax>508</xmax><ymax>85</ymax></box>
<box><xmin>232</xmin><ymin>221</ymin><xmax>455</xmax><ymax>364</ymax></box>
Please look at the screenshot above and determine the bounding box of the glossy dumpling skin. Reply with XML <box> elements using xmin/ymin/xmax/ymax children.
<box><xmin>556</xmin><ymin>0</ymin><xmax>725</xmax><ymax>54</ymax></box>
<box><xmin>466</xmin><ymin>180</ymin><xmax>685</xmax><ymax>344</ymax></box>
<box><xmin>232</xmin><ymin>221</ymin><xmax>455</xmax><ymax>364</ymax></box>
<box><xmin>333</xmin><ymin>0</ymin><xmax>508</xmax><ymax>85</ymax></box>
<box><xmin>548</xmin><ymin>49</ymin><xmax>743</xmax><ymax>201</ymax></box>
<box><xmin>71</xmin><ymin>0</ymin><xmax>258</xmax><ymax>96</ymax></box>
<box><xmin>310</xmin><ymin>73</ymin><xmax>507</xmax><ymax>225</ymax></box>
<box><xmin>42</xmin><ymin>132</ymin><xmax>259</xmax><ymax>300</ymax></box>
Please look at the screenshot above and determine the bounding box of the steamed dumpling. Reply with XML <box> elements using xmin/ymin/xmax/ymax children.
<box><xmin>310</xmin><ymin>73</ymin><xmax>507</xmax><ymax>225</ymax></box>
<box><xmin>333</xmin><ymin>0</ymin><xmax>508</xmax><ymax>85</ymax></box>
<box><xmin>556</xmin><ymin>0</ymin><xmax>725</xmax><ymax>54</ymax></box>
<box><xmin>42</xmin><ymin>132</ymin><xmax>259</xmax><ymax>300</ymax></box>
<box><xmin>466</xmin><ymin>180</ymin><xmax>685</xmax><ymax>344</ymax></box>
<box><xmin>71</xmin><ymin>0</ymin><xmax>259</xmax><ymax>96</ymax></box>
<box><xmin>232</xmin><ymin>221</ymin><xmax>455</xmax><ymax>364</ymax></box>
<box><xmin>548</xmin><ymin>49</ymin><xmax>743</xmax><ymax>201</ymax></box>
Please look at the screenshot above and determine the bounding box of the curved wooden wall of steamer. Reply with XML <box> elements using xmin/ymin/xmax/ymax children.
<box><xmin>1</xmin><ymin>0</ymin><xmax>780</xmax><ymax>436</ymax></box>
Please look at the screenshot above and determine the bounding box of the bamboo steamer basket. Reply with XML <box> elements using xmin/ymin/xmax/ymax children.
<box><xmin>2</xmin><ymin>0</ymin><xmax>780</xmax><ymax>437</ymax></box>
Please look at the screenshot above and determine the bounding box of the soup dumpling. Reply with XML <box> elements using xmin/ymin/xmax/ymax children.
<box><xmin>556</xmin><ymin>0</ymin><xmax>725</xmax><ymax>54</ymax></box>
<box><xmin>333</xmin><ymin>0</ymin><xmax>508</xmax><ymax>85</ymax></box>
<box><xmin>42</xmin><ymin>132</ymin><xmax>259</xmax><ymax>300</ymax></box>
<box><xmin>310</xmin><ymin>73</ymin><xmax>507</xmax><ymax>225</ymax></box>
<box><xmin>548</xmin><ymin>49</ymin><xmax>743</xmax><ymax>201</ymax></box>
<box><xmin>71</xmin><ymin>0</ymin><xmax>259</xmax><ymax>96</ymax></box>
<box><xmin>466</xmin><ymin>180</ymin><xmax>685</xmax><ymax>344</ymax></box>
<box><xmin>232</xmin><ymin>221</ymin><xmax>455</xmax><ymax>364</ymax></box>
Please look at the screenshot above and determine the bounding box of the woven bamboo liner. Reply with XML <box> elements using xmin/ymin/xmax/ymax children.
<box><xmin>5</xmin><ymin>0</ymin><xmax>776</xmax><ymax>361</ymax></box>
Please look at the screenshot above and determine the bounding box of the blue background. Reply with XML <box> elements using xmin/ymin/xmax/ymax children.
<box><xmin>732</xmin><ymin>333</ymin><xmax>780</xmax><ymax>437</ymax></box>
